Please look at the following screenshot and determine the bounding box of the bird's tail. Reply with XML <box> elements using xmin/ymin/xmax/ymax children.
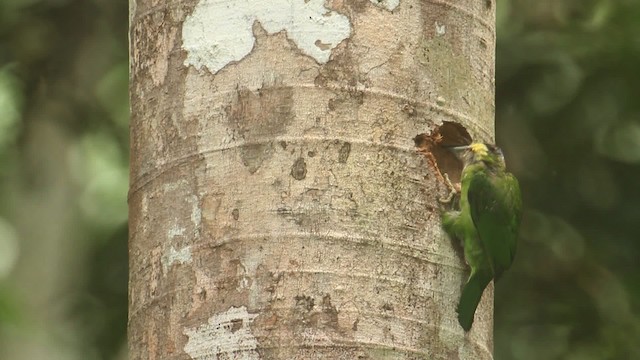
<box><xmin>456</xmin><ymin>270</ymin><xmax>492</xmax><ymax>331</ymax></box>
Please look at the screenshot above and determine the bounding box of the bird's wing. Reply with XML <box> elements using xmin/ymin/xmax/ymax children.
<box><xmin>467</xmin><ymin>170</ymin><xmax>522</xmax><ymax>276</ymax></box>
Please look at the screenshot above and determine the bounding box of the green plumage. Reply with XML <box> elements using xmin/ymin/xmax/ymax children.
<box><xmin>441</xmin><ymin>143</ymin><xmax>522</xmax><ymax>331</ymax></box>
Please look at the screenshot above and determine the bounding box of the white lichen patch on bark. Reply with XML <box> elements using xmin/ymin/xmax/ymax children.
<box><xmin>435</xmin><ymin>21</ymin><xmax>446</xmax><ymax>36</ymax></box>
<box><xmin>161</xmin><ymin>245</ymin><xmax>192</xmax><ymax>273</ymax></box>
<box><xmin>183</xmin><ymin>306</ymin><xmax>259</xmax><ymax>359</ymax></box>
<box><xmin>369</xmin><ymin>0</ymin><xmax>400</xmax><ymax>11</ymax></box>
<box><xmin>168</xmin><ymin>224</ymin><xmax>186</xmax><ymax>238</ymax></box>
<box><xmin>240</xmin><ymin>248</ymin><xmax>263</xmax><ymax>307</ymax></box>
<box><xmin>182</xmin><ymin>0</ymin><xmax>351</xmax><ymax>73</ymax></box>
<box><xmin>188</xmin><ymin>194</ymin><xmax>202</xmax><ymax>231</ymax></box>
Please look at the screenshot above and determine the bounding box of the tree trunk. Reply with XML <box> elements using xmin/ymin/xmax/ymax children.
<box><xmin>129</xmin><ymin>0</ymin><xmax>495</xmax><ymax>359</ymax></box>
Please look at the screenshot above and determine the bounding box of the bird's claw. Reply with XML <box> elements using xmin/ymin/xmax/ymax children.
<box><xmin>438</xmin><ymin>173</ymin><xmax>458</xmax><ymax>204</ymax></box>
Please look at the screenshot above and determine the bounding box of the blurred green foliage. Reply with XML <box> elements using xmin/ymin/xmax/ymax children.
<box><xmin>0</xmin><ymin>0</ymin><xmax>639</xmax><ymax>359</ymax></box>
<box><xmin>0</xmin><ymin>0</ymin><xmax>128</xmax><ymax>359</ymax></box>
<box><xmin>496</xmin><ymin>0</ymin><xmax>640</xmax><ymax>359</ymax></box>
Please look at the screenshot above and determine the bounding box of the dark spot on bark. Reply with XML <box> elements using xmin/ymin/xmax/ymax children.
<box><xmin>327</xmin><ymin>98</ymin><xmax>336</xmax><ymax>111</ymax></box>
<box><xmin>279</xmin><ymin>140</ymin><xmax>287</xmax><ymax>149</ymax></box>
<box><xmin>321</xmin><ymin>294</ymin><xmax>338</xmax><ymax>317</ymax></box>
<box><xmin>381</xmin><ymin>303</ymin><xmax>394</xmax><ymax>311</ymax></box>
<box><xmin>226</xmin><ymin>87</ymin><xmax>294</xmax><ymax>173</ymax></box>
<box><xmin>291</xmin><ymin>157</ymin><xmax>307</xmax><ymax>180</ymax></box>
<box><xmin>230</xmin><ymin>318</ymin><xmax>243</xmax><ymax>333</ymax></box>
<box><xmin>241</xmin><ymin>143</ymin><xmax>273</xmax><ymax>174</ymax></box>
<box><xmin>307</xmin><ymin>150</ymin><xmax>316</xmax><ymax>157</ymax></box>
<box><xmin>314</xmin><ymin>37</ymin><xmax>366</xmax><ymax>102</ymax></box>
<box><xmin>479</xmin><ymin>37</ymin><xmax>488</xmax><ymax>50</ymax></box>
<box><xmin>338</xmin><ymin>142</ymin><xmax>351</xmax><ymax>163</ymax></box>
<box><xmin>352</xmin><ymin>318</ymin><xmax>359</xmax><ymax>331</ymax></box>
<box><xmin>295</xmin><ymin>295</ymin><xmax>315</xmax><ymax>311</ymax></box>
<box><xmin>232</xmin><ymin>208</ymin><xmax>239</xmax><ymax>220</ymax></box>
<box><xmin>313</xmin><ymin>294</ymin><xmax>340</xmax><ymax>329</ymax></box>
<box><xmin>315</xmin><ymin>39</ymin><xmax>331</xmax><ymax>51</ymax></box>
<box><xmin>344</xmin><ymin>0</ymin><xmax>370</xmax><ymax>13</ymax></box>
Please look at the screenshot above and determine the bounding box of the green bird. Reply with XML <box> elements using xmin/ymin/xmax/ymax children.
<box><xmin>441</xmin><ymin>142</ymin><xmax>522</xmax><ymax>331</ymax></box>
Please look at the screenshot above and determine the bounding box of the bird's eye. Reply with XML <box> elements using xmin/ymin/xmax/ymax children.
<box><xmin>487</xmin><ymin>144</ymin><xmax>503</xmax><ymax>156</ymax></box>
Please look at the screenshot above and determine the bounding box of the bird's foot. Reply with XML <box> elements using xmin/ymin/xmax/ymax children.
<box><xmin>438</xmin><ymin>173</ymin><xmax>458</xmax><ymax>204</ymax></box>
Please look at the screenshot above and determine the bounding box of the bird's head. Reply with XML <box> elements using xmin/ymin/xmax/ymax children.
<box><xmin>447</xmin><ymin>142</ymin><xmax>505</xmax><ymax>168</ymax></box>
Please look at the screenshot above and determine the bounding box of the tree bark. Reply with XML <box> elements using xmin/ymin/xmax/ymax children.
<box><xmin>129</xmin><ymin>0</ymin><xmax>495</xmax><ymax>359</ymax></box>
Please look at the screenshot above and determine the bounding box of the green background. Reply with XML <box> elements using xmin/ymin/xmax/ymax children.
<box><xmin>0</xmin><ymin>0</ymin><xmax>638</xmax><ymax>359</ymax></box>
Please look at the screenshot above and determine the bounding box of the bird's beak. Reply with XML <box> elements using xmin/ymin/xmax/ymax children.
<box><xmin>444</xmin><ymin>145</ymin><xmax>470</xmax><ymax>159</ymax></box>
